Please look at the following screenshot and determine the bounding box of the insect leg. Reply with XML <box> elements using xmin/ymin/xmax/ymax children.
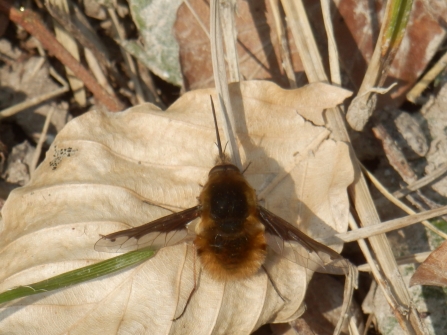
<box><xmin>241</xmin><ymin>161</ymin><xmax>252</xmax><ymax>174</ymax></box>
<box><xmin>262</xmin><ymin>265</ymin><xmax>286</xmax><ymax>302</ymax></box>
<box><xmin>172</xmin><ymin>247</ymin><xmax>202</xmax><ymax>321</ymax></box>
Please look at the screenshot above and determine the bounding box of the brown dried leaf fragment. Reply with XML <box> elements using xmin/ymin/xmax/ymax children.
<box><xmin>410</xmin><ymin>240</ymin><xmax>447</xmax><ymax>287</ymax></box>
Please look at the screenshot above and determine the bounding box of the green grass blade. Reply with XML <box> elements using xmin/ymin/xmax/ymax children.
<box><xmin>0</xmin><ymin>249</ymin><xmax>154</xmax><ymax>304</ymax></box>
<box><xmin>381</xmin><ymin>0</ymin><xmax>414</xmax><ymax>57</ymax></box>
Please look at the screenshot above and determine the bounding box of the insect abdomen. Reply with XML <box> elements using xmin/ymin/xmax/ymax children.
<box><xmin>195</xmin><ymin>216</ymin><xmax>267</xmax><ymax>281</ymax></box>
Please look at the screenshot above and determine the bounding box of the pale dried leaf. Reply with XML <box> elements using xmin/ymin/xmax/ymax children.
<box><xmin>0</xmin><ymin>81</ymin><xmax>353</xmax><ymax>334</ymax></box>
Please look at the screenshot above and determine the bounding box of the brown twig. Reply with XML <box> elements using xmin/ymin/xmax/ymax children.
<box><xmin>0</xmin><ymin>1</ymin><xmax>124</xmax><ymax>112</ymax></box>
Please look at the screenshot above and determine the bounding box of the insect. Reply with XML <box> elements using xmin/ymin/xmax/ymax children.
<box><xmin>95</xmin><ymin>97</ymin><xmax>352</xmax><ymax>318</ymax></box>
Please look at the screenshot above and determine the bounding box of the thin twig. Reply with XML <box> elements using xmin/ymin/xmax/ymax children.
<box><xmin>0</xmin><ymin>0</ymin><xmax>124</xmax><ymax>111</ymax></box>
<box><xmin>0</xmin><ymin>86</ymin><xmax>69</xmax><ymax>120</ymax></box>
<box><xmin>393</xmin><ymin>161</ymin><xmax>447</xmax><ymax>199</ymax></box>
<box><xmin>0</xmin><ymin>64</ymin><xmax>69</xmax><ymax>119</ymax></box>
<box><xmin>84</xmin><ymin>48</ymin><xmax>115</xmax><ymax>95</ymax></box>
<box><xmin>373</xmin><ymin>121</ymin><xmax>447</xmax><ymax>225</ymax></box>
<box><xmin>362</xmin><ymin>165</ymin><xmax>447</xmax><ymax>240</ymax></box>
<box><xmin>46</xmin><ymin>4</ymin><xmax>110</xmax><ymax>69</ymax></box>
<box><xmin>358</xmin><ymin>251</ymin><xmax>431</xmax><ymax>272</ymax></box>
<box><xmin>363</xmin><ymin>313</ymin><xmax>376</xmax><ymax>335</ymax></box>
<box><xmin>349</xmin><ymin>316</ymin><xmax>361</xmax><ymax>335</ymax></box>
<box><xmin>30</xmin><ymin>107</ymin><xmax>55</xmax><ymax>174</ymax></box>
<box><xmin>407</xmin><ymin>50</ymin><xmax>447</xmax><ymax>104</ymax></box>
<box><xmin>323</xmin><ymin>205</ymin><xmax>447</xmax><ymax>245</ymax></box>
<box><xmin>25</xmin><ymin>56</ymin><xmax>46</xmax><ymax>83</ymax></box>
<box><xmin>347</xmin><ymin>213</ymin><xmax>406</xmax><ymax>329</ymax></box>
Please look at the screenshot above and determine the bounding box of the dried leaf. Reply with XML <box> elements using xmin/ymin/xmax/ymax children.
<box><xmin>0</xmin><ymin>81</ymin><xmax>353</xmax><ymax>334</ymax></box>
<box><xmin>410</xmin><ymin>240</ymin><xmax>447</xmax><ymax>287</ymax></box>
<box><xmin>127</xmin><ymin>0</ymin><xmax>184</xmax><ymax>85</ymax></box>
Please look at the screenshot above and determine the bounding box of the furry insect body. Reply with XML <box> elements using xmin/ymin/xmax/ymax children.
<box><xmin>194</xmin><ymin>163</ymin><xmax>267</xmax><ymax>281</ymax></box>
<box><xmin>95</xmin><ymin>97</ymin><xmax>353</xmax><ymax>327</ymax></box>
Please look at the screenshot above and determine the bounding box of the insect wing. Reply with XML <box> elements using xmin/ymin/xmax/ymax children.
<box><xmin>258</xmin><ymin>206</ymin><xmax>349</xmax><ymax>275</ymax></box>
<box><xmin>95</xmin><ymin>206</ymin><xmax>201</xmax><ymax>253</ymax></box>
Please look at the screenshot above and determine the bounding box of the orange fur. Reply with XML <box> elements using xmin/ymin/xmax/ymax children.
<box><xmin>194</xmin><ymin>166</ymin><xmax>267</xmax><ymax>281</ymax></box>
<box><xmin>194</xmin><ymin>216</ymin><xmax>266</xmax><ymax>281</ymax></box>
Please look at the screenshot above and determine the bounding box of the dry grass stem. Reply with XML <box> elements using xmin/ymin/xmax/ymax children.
<box><xmin>0</xmin><ymin>85</ymin><xmax>69</xmax><ymax>120</ymax></box>
<box><xmin>363</xmin><ymin>314</ymin><xmax>375</xmax><ymax>335</ymax></box>
<box><xmin>358</xmin><ymin>251</ymin><xmax>431</xmax><ymax>272</ymax></box>
<box><xmin>278</xmin><ymin>3</ymin><xmax>360</xmax><ymax>334</ymax></box>
<box><xmin>324</xmin><ymin>205</ymin><xmax>447</xmax><ymax>245</ymax></box>
<box><xmin>0</xmin><ymin>65</ymin><xmax>69</xmax><ymax>119</ymax></box>
<box><xmin>210</xmin><ymin>0</ymin><xmax>242</xmax><ymax>169</ymax></box>
<box><xmin>407</xmin><ymin>50</ymin><xmax>447</xmax><ymax>104</ymax></box>
<box><xmin>30</xmin><ymin>107</ymin><xmax>55</xmax><ymax>174</ymax></box>
<box><xmin>26</xmin><ymin>56</ymin><xmax>46</xmax><ymax>82</ymax></box>
<box><xmin>332</xmin><ymin>119</ymin><xmax>424</xmax><ymax>332</ymax></box>
<box><xmin>219</xmin><ymin>0</ymin><xmax>240</xmax><ymax>82</ymax></box>
<box><xmin>349</xmin><ymin>316</ymin><xmax>361</xmax><ymax>335</ymax></box>
<box><xmin>46</xmin><ymin>3</ymin><xmax>128</xmax><ymax>93</ymax></box>
<box><xmin>362</xmin><ymin>165</ymin><xmax>447</xmax><ymax>240</ymax></box>
<box><xmin>393</xmin><ymin>161</ymin><xmax>447</xmax><ymax>199</ymax></box>
<box><xmin>280</xmin><ymin>0</ymin><xmax>326</xmax><ymax>82</ymax></box>
<box><xmin>320</xmin><ymin>0</ymin><xmax>341</xmax><ymax>85</ymax></box>
<box><xmin>347</xmin><ymin>213</ymin><xmax>405</xmax><ymax>319</ymax></box>
<box><xmin>269</xmin><ymin>0</ymin><xmax>296</xmax><ymax>88</ymax></box>
<box><xmin>84</xmin><ymin>48</ymin><xmax>114</xmax><ymax>95</ymax></box>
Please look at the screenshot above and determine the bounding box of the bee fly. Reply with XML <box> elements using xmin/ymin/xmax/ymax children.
<box><xmin>95</xmin><ymin>97</ymin><xmax>352</xmax><ymax>320</ymax></box>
